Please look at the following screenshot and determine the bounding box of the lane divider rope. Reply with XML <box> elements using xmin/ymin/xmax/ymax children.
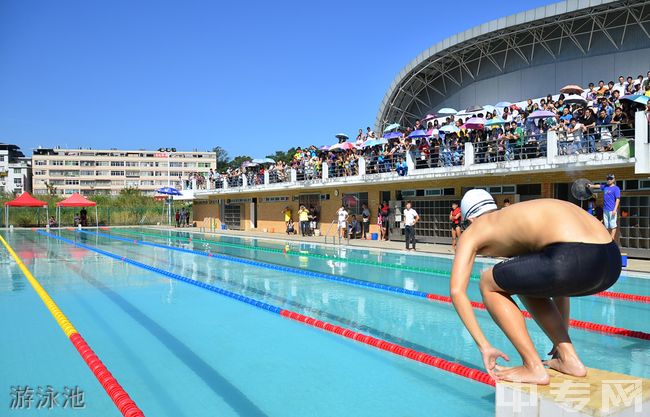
<box><xmin>0</xmin><ymin>234</ymin><xmax>144</xmax><ymax>417</ymax></box>
<box><xmin>77</xmin><ymin>229</ymin><xmax>650</xmax><ymax>342</ymax></box>
<box><xmin>39</xmin><ymin>230</ymin><xmax>495</xmax><ymax>387</ymax></box>
<box><xmin>113</xmin><ymin>228</ymin><xmax>650</xmax><ymax>304</ymax></box>
<box><xmin>111</xmin><ymin>227</ymin><xmax>478</xmax><ymax>279</ymax></box>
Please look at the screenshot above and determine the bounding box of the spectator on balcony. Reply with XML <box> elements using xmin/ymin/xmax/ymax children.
<box><xmin>396</xmin><ymin>157</ymin><xmax>408</xmax><ymax>176</ymax></box>
<box><xmin>567</xmin><ymin>118</ymin><xmax>585</xmax><ymax>155</ymax></box>
<box><xmin>643</xmin><ymin>70</ymin><xmax>650</xmax><ymax>92</ymax></box>
<box><xmin>595</xmin><ymin>108</ymin><xmax>613</xmax><ymax>151</ymax></box>
<box><xmin>613</xmin><ymin>76</ymin><xmax>627</xmax><ymax>96</ymax></box>
<box><xmin>356</xmin><ymin>128</ymin><xmax>364</xmax><ymax>146</ymax></box>
<box><xmin>366</xmin><ymin>127</ymin><xmax>376</xmax><ymax>140</ymax></box>
<box><xmin>579</xmin><ymin>108</ymin><xmax>597</xmax><ymax>153</ymax></box>
<box><xmin>336</xmin><ymin>205</ymin><xmax>349</xmax><ymax>240</ymax></box>
<box><xmin>611</xmin><ymin>106</ymin><xmax>629</xmax><ymax>138</ymax></box>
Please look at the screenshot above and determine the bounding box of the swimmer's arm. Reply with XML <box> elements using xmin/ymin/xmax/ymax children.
<box><xmin>450</xmin><ymin>237</ymin><xmax>491</xmax><ymax>350</ymax></box>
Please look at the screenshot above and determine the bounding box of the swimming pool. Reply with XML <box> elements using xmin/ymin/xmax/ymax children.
<box><xmin>1</xmin><ymin>228</ymin><xmax>649</xmax><ymax>416</ymax></box>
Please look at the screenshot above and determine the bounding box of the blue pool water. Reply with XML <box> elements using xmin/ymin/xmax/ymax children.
<box><xmin>1</xmin><ymin>228</ymin><xmax>649</xmax><ymax>417</ymax></box>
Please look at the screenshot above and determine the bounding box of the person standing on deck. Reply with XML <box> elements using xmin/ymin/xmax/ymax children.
<box><xmin>589</xmin><ymin>174</ymin><xmax>620</xmax><ymax>243</ymax></box>
<box><xmin>403</xmin><ymin>201</ymin><xmax>419</xmax><ymax>251</ymax></box>
<box><xmin>450</xmin><ymin>190</ymin><xmax>620</xmax><ymax>385</ymax></box>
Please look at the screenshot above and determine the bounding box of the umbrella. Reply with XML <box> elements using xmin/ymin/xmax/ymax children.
<box><xmin>482</xmin><ymin>105</ymin><xmax>498</xmax><ymax>114</ymax></box>
<box><xmin>421</xmin><ymin>113</ymin><xmax>437</xmax><ymax>122</ymax></box>
<box><xmin>383</xmin><ymin>123</ymin><xmax>400</xmax><ymax>132</ymax></box>
<box><xmin>252</xmin><ymin>158</ymin><xmax>275</xmax><ymax>164</ymax></box>
<box><xmin>382</xmin><ymin>131</ymin><xmax>402</xmax><ymax>140</ymax></box>
<box><xmin>560</xmin><ymin>84</ymin><xmax>584</xmax><ymax>94</ymax></box>
<box><xmin>242</xmin><ymin>161</ymin><xmax>258</xmax><ymax>168</ymax></box>
<box><xmin>319</xmin><ymin>145</ymin><xmax>330</xmax><ymax>151</ymax></box>
<box><xmin>465</xmin><ymin>105</ymin><xmax>483</xmax><ymax>113</ymax></box>
<box><xmin>362</xmin><ymin>138</ymin><xmax>388</xmax><ymax>148</ymax></box>
<box><xmin>408</xmin><ymin>129</ymin><xmax>429</xmax><ymax>138</ymax></box>
<box><xmin>464</xmin><ymin>117</ymin><xmax>486</xmax><ymax>130</ymax></box>
<box><xmin>613</xmin><ymin>138</ymin><xmax>633</xmax><ymax>158</ymax></box>
<box><xmin>329</xmin><ymin>142</ymin><xmax>355</xmax><ymax>151</ymax></box>
<box><xmin>620</xmin><ymin>94</ymin><xmax>650</xmax><ymax>106</ymax></box>
<box><xmin>564</xmin><ymin>94</ymin><xmax>588</xmax><ymax>105</ymax></box>
<box><xmin>335</xmin><ymin>133</ymin><xmax>349</xmax><ymax>140</ymax></box>
<box><xmin>528</xmin><ymin>110</ymin><xmax>556</xmax><ymax>119</ymax></box>
<box><xmin>438</xmin><ymin>107</ymin><xmax>458</xmax><ymax>115</ymax></box>
<box><xmin>439</xmin><ymin>125</ymin><xmax>460</xmax><ymax>134</ymax></box>
<box><xmin>485</xmin><ymin>117</ymin><xmax>507</xmax><ymax>127</ymax></box>
<box><xmin>495</xmin><ymin>101</ymin><xmax>512</xmax><ymax>109</ymax></box>
<box><xmin>155</xmin><ymin>187</ymin><xmax>182</xmax><ymax>196</ymax></box>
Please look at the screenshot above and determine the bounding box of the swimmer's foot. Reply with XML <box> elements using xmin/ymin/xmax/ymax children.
<box><xmin>494</xmin><ymin>364</ymin><xmax>550</xmax><ymax>385</ymax></box>
<box><xmin>544</xmin><ymin>355</ymin><xmax>587</xmax><ymax>378</ymax></box>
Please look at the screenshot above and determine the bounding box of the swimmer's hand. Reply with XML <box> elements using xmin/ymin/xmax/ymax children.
<box><xmin>480</xmin><ymin>346</ymin><xmax>510</xmax><ymax>380</ymax></box>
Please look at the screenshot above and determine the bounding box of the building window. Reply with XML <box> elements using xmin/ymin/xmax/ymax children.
<box><xmin>110</xmin><ymin>171</ymin><xmax>125</xmax><ymax>176</ymax></box>
<box><xmin>342</xmin><ymin>192</ymin><xmax>368</xmax><ymax>216</ymax></box>
<box><xmin>51</xmin><ymin>160</ymin><xmax>63</xmax><ymax>166</ymax></box>
<box><xmin>110</xmin><ymin>161</ymin><xmax>125</xmax><ymax>167</ymax></box>
<box><xmin>14</xmin><ymin>178</ymin><xmax>22</xmax><ymax>184</ymax></box>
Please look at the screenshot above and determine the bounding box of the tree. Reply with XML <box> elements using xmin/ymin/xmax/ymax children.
<box><xmin>227</xmin><ymin>155</ymin><xmax>252</xmax><ymax>170</ymax></box>
<box><xmin>212</xmin><ymin>146</ymin><xmax>229</xmax><ymax>170</ymax></box>
<box><xmin>266</xmin><ymin>147</ymin><xmax>296</xmax><ymax>164</ymax></box>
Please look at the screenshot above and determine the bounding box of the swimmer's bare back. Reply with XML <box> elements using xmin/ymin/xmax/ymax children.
<box><xmin>462</xmin><ymin>199</ymin><xmax>612</xmax><ymax>258</ymax></box>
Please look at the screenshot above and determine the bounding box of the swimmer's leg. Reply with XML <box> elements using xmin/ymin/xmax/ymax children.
<box><xmin>547</xmin><ymin>296</ymin><xmax>570</xmax><ymax>357</ymax></box>
<box><xmin>479</xmin><ymin>268</ymin><xmax>549</xmax><ymax>384</ymax></box>
<box><xmin>518</xmin><ymin>296</ymin><xmax>587</xmax><ymax>378</ymax></box>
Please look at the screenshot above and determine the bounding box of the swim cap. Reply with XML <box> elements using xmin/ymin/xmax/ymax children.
<box><xmin>461</xmin><ymin>189</ymin><xmax>497</xmax><ymax>220</ymax></box>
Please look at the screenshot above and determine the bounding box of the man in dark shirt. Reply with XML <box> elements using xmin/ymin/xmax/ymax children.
<box><xmin>578</xmin><ymin>108</ymin><xmax>596</xmax><ymax>153</ymax></box>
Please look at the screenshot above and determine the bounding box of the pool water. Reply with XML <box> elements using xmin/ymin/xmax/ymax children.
<box><xmin>1</xmin><ymin>228</ymin><xmax>649</xmax><ymax>417</ymax></box>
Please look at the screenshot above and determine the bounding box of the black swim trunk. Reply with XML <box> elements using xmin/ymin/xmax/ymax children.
<box><xmin>451</xmin><ymin>222</ymin><xmax>460</xmax><ymax>230</ymax></box>
<box><xmin>492</xmin><ymin>241</ymin><xmax>621</xmax><ymax>298</ymax></box>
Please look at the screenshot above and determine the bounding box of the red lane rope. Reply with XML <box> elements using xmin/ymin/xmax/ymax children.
<box><xmin>280</xmin><ymin>310</ymin><xmax>495</xmax><ymax>387</ymax></box>
<box><xmin>70</xmin><ymin>333</ymin><xmax>144</xmax><ymax>417</ymax></box>
<box><xmin>426</xmin><ymin>294</ymin><xmax>650</xmax><ymax>341</ymax></box>
<box><xmin>595</xmin><ymin>291</ymin><xmax>650</xmax><ymax>303</ymax></box>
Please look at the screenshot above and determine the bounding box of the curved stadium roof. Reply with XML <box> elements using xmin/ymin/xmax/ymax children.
<box><xmin>376</xmin><ymin>0</ymin><xmax>650</xmax><ymax>131</ymax></box>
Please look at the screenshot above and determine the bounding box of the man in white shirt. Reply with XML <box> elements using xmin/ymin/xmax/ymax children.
<box><xmin>403</xmin><ymin>201</ymin><xmax>420</xmax><ymax>251</ymax></box>
<box><xmin>336</xmin><ymin>205</ymin><xmax>349</xmax><ymax>239</ymax></box>
<box><xmin>613</xmin><ymin>76</ymin><xmax>627</xmax><ymax>96</ymax></box>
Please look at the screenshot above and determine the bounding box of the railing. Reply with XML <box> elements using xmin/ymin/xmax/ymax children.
<box><xmin>323</xmin><ymin>219</ymin><xmax>339</xmax><ymax>244</ymax></box>
<box><xmin>365</xmin><ymin>152</ymin><xmax>407</xmax><ymax>175</ymax></box>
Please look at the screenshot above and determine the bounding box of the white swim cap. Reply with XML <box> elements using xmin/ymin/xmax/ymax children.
<box><xmin>461</xmin><ymin>189</ymin><xmax>498</xmax><ymax>220</ymax></box>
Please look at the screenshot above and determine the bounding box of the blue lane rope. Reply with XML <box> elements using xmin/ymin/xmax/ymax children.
<box><xmin>76</xmin><ymin>229</ymin><xmax>432</xmax><ymax>300</ymax></box>
<box><xmin>38</xmin><ymin>231</ymin><xmax>282</xmax><ymax>314</ymax></box>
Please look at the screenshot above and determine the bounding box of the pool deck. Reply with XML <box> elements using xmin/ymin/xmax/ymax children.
<box><xmin>151</xmin><ymin>226</ymin><xmax>650</xmax><ymax>276</ymax></box>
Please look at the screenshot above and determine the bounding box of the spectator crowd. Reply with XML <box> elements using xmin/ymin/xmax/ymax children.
<box><xmin>202</xmin><ymin>72</ymin><xmax>650</xmax><ymax>189</ymax></box>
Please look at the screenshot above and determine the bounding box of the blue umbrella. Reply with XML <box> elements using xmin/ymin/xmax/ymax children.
<box><xmin>362</xmin><ymin>138</ymin><xmax>388</xmax><ymax>148</ymax></box>
<box><xmin>621</xmin><ymin>95</ymin><xmax>650</xmax><ymax>106</ymax></box>
<box><xmin>439</xmin><ymin>125</ymin><xmax>460</xmax><ymax>134</ymax></box>
<box><xmin>438</xmin><ymin>107</ymin><xmax>457</xmax><ymax>115</ymax></box>
<box><xmin>383</xmin><ymin>123</ymin><xmax>400</xmax><ymax>132</ymax></box>
<box><xmin>156</xmin><ymin>187</ymin><xmax>182</xmax><ymax>196</ymax></box>
<box><xmin>408</xmin><ymin>129</ymin><xmax>429</xmax><ymax>138</ymax></box>
<box><xmin>382</xmin><ymin>131</ymin><xmax>402</xmax><ymax>140</ymax></box>
<box><xmin>495</xmin><ymin>101</ymin><xmax>512</xmax><ymax>108</ymax></box>
<box><xmin>252</xmin><ymin>158</ymin><xmax>275</xmax><ymax>164</ymax></box>
<box><xmin>485</xmin><ymin>117</ymin><xmax>507</xmax><ymax>127</ymax></box>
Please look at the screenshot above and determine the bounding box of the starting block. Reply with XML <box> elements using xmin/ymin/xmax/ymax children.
<box><xmin>496</xmin><ymin>367</ymin><xmax>650</xmax><ymax>416</ymax></box>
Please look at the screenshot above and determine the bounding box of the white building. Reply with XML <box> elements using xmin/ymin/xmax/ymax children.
<box><xmin>32</xmin><ymin>147</ymin><xmax>216</xmax><ymax>196</ymax></box>
<box><xmin>0</xmin><ymin>143</ymin><xmax>32</xmax><ymax>194</ymax></box>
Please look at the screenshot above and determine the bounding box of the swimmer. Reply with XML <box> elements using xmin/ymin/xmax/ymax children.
<box><xmin>450</xmin><ymin>190</ymin><xmax>621</xmax><ymax>385</ymax></box>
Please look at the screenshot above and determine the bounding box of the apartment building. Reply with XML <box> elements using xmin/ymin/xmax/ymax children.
<box><xmin>0</xmin><ymin>143</ymin><xmax>32</xmax><ymax>194</ymax></box>
<box><xmin>32</xmin><ymin>147</ymin><xmax>216</xmax><ymax>196</ymax></box>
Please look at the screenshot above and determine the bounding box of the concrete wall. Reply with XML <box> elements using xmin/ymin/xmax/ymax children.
<box><xmin>434</xmin><ymin>47</ymin><xmax>650</xmax><ymax>111</ymax></box>
<box><xmin>192</xmin><ymin>166</ymin><xmax>646</xmax><ymax>236</ymax></box>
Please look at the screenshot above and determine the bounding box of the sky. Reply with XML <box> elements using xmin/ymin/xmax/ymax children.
<box><xmin>0</xmin><ymin>0</ymin><xmax>552</xmax><ymax>159</ymax></box>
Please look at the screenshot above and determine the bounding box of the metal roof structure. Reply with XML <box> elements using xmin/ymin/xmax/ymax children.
<box><xmin>375</xmin><ymin>0</ymin><xmax>650</xmax><ymax>131</ymax></box>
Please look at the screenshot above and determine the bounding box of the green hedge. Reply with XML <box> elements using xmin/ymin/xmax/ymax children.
<box><xmin>0</xmin><ymin>191</ymin><xmax>191</xmax><ymax>227</ymax></box>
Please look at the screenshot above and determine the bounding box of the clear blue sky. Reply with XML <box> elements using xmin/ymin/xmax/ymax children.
<box><xmin>0</xmin><ymin>0</ymin><xmax>551</xmax><ymax>159</ymax></box>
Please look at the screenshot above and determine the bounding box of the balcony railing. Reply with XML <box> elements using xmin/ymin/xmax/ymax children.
<box><xmin>187</xmin><ymin>111</ymin><xmax>648</xmax><ymax>195</ymax></box>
